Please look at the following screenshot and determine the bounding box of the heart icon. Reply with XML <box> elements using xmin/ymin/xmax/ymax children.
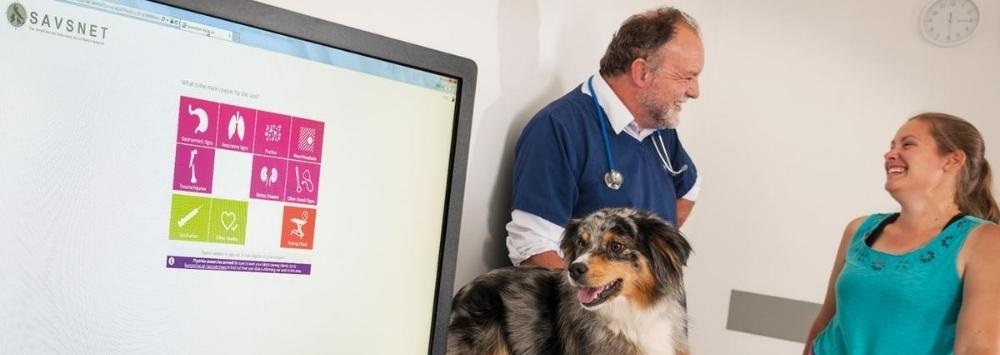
<box><xmin>220</xmin><ymin>211</ymin><xmax>238</xmax><ymax>231</ymax></box>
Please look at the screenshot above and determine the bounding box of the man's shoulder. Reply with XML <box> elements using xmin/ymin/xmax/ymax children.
<box><xmin>527</xmin><ymin>87</ymin><xmax>595</xmax><ymax>128</ymax></box>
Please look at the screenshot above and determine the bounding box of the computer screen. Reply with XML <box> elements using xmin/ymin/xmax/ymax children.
<box><xmin>0</xmin><ymin>0</ymin><xmax>476</xmax><ymax>353</ymax></box>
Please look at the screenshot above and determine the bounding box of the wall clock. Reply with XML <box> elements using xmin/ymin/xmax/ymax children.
<box><xmin>920</xmin><ymin>0</ymin><xmax>981</xmax><ymax>47</ymax></box>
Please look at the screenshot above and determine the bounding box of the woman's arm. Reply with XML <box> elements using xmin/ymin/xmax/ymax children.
<box><xmin>803</xmin><ymin>216</ymin><xmax>865</xmax><ymax>355</ymax></box>
<box><xmin>955</xmin><ymin>223</ymin><xmax>1000</xmax><ymax>355</ymax></box>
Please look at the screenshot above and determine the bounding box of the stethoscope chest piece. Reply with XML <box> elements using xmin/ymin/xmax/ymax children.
<box><xmin>604</xmin><ymin>170</ymin><xmax>623</xmax><ymax>190</ymax></box>
<box><xmin>588</xmin><ymin>75</ymin><xmax>688</xmax><ymax>191</ymax></box>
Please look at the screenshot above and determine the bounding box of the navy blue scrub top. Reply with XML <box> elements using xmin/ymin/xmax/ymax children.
<box><xmin>511</xmin><ymin>87</ymin><xmax>698</xmax><ymax>228</ymax></box>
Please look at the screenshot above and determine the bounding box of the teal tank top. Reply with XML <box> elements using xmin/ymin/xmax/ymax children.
<box><xmin>813</xmin><ymin>213</ymin><xmax>988</xmax><ymax>355</ymax></box>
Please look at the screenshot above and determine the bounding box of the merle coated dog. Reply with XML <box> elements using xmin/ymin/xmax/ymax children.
<box><xmin>448</xmin><ymin>208</ymin><xmax>692</xmax><ymax>355</ymax></box>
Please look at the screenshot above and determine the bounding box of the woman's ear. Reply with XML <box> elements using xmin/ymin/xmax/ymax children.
<box><xmin>944</xmin><ymin>150</ymin><xmax>967</xmax><ymax>172</ymax></box>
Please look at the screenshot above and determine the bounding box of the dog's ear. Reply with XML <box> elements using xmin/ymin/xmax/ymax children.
<box><xmin>635</xmin><ymin>211</ymin><xmax>692</xmax><ymax>287</ymax></box>
<box><xmin>559</xmin><ymin>218</ymin><xmax>583</xmax><ymax>261</ymax></box>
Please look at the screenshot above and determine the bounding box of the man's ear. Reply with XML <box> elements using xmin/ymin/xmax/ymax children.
<box><xmin>628</xmin><ymin>57</ymin><xmax>652</xmax><ymax>88</ymax></box>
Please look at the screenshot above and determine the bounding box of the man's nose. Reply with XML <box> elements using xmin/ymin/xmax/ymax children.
<box><xmin>687</xmin><ymin>79</ymin><xmax>700</xmax><ymax>99</ymax></box>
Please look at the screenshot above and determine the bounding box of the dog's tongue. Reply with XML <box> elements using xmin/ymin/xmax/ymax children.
<box><xmin>577</xmin><ymin>287</ymin><xmax>602</xmax><ymax>304</ymax></box>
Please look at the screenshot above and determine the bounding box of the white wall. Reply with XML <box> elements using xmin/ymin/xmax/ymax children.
<box><xmin>681</xmin><ymin>1</ymin><xmax>1000</xmax><ymax>353</ymax></box>
<box><xmin>260</xmin><ymin>1</ymin><xmax>1000</xmax><ymax>353</ymax></box>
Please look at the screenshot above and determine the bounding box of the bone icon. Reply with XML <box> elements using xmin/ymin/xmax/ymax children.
<box><xmin>227</xmin><ymin>111</ymin><xmax>245</xmax><ymax>141</ymax></box>
<box><xmin>188</xmin><ymin>149</ymin><xmax>199</xmax><ymax>184</ymax></box>
<box><xmin>188</xmin><ymin>104</ymin><xmax>209</xmax><ymax>133</ymax></box>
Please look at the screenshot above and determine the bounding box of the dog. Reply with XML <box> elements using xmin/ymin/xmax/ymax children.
<box><xmin>447</xmin><ymin>207</ymin><xmax>693</xmax><ymax>355</ymax></box>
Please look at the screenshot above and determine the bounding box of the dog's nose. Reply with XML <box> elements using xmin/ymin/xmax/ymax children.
<box><xmin>568</xmin><ymin>262</ymin><xmax>589</xmax><ymax>280</ymax></box>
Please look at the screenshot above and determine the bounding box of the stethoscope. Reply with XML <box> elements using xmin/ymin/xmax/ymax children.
<box><xmin>587</xmin><ymin>76</ymin><xmax>688</xmax><ymax>191</ymax></box>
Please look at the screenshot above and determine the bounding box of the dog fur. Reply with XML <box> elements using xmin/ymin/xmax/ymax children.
<box><xmin>447</xmin><ymin>208</ymin><xmax>693</xmax><ymax>355</ymax></box>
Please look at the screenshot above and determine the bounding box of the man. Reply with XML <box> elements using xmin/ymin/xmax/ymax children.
<box><xmin>506</xmin><ymin>7</ymin><xmax>704</xmax><ymax>270</ymax></box>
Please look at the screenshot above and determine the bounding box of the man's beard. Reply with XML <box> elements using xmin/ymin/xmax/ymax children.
<box><xmin>639</xmin><ymin>90</ymin><xmax>682</xmax><ymax>130</ymax></box>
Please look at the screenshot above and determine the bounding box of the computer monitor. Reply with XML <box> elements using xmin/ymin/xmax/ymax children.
<box><xmin>0</xmin><ymin>0</ymin><xmax>476</xmax><ymax>353</ymax></box>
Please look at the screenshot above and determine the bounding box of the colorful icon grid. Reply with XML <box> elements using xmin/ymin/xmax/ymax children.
<box><xmin>170</xmin><ymin>96</ymin><xmax>325</xmax><ymax>250</ymax></box>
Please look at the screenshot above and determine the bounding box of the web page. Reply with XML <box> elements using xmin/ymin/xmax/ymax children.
<box><xmin>0</xmin><ymin>0</ymin><xmax>458</xmax><ymax>353</ymax></box>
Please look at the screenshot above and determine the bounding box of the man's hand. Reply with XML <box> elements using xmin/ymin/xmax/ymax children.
<box><xmin>520</xmin><ymin>251</ymin><xmax>565</xmax><ymax>270</ymax></box>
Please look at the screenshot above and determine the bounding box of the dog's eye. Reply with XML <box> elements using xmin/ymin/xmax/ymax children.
<box><xmin>609</xmin><ymin>241</ymin><xmax>625</xmax><ymax>253</ymax></box>
<box><xmin>576</xmin><ymin>239</ymin><xmax>587</xmax><ymax>248</ymax></box>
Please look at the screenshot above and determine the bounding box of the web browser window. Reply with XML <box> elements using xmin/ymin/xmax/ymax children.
<box><xmin>0</xmin><ymin>0</ymin><xmax>461</xmax><ymax>353</ymax></box>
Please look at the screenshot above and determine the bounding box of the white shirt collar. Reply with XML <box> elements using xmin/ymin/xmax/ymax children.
<box><xmin>580</xmin><ymin>74</ymin><xmax>655</xmax><ymax>141</ymax></box>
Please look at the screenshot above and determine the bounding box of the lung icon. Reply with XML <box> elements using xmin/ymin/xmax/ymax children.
<box><xmin>217</xmin><ymin>104</ymin><xmax>255</xmax><ymax>152</ymax></box>
<box><xmin>228</xmin><ymin>111</ymin><xmax>246</xmax><ymax>141</ymax></box>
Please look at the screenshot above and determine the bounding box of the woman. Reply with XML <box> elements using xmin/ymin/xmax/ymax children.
<box><xmin>805</xmin><ymin>113</ymin><xmax>1000</xmax><ymax>354</ymax></box>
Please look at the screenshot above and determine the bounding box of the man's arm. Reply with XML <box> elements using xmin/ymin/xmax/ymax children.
<box><xmin>520</xmin><ymin>251</ymin><xmax>565</xmax><ymax>270</ymax></box>
<box><xmin>676</xmin><ymin>198</ymin><xmax>694</xmax><ymax>227</ymax></box>
<box><xmin>674</xmin><ymin>174</ymin><xmax>701</xmax><ymax>227</ymax></box>
<box><xmin>506</xmin><ymin>210</ymin><xmax>566</xmax><ymax>270</ymax></box>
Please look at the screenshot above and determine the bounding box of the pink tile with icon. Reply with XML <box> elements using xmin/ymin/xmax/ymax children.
<box><xmin>254</xmin><ymin>111</ymin><xmax>291</xmax><ymax>158</ymax></box>
<box><xmin>285</xmin><ymin>161</ymin><xmax>321</xmax><ymax>205</ymax></box>
<box><xmin>290</xmin><ymin>117</ymin><xmax>324</xmax><ymax>163</ymax></box>
<box><xmin>250</xmin><ymin>155</ymin><xmax>287</xmax><ymax>201</ymax></box>
<box><xmin>177</xmin><ymin>96</ymin><xmax>219</xmax><ymax>148</ymax></box>
<box><xmin>217</xmin><ymin>104</ymin><xmax>256</xmax><ymax>153</ymax></box>
<box><xmin>173</xmin><ymin>143</ymin><xmax>215</xmax><ymax>193</ymax></box>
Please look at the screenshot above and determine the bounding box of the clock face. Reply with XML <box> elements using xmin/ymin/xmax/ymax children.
<box><xmin>920</xmin><ymin>0</ymin><xmax>981</xmax><ymax>46</ymax></box>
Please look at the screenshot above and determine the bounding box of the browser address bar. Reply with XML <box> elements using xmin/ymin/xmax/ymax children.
<box><xmin>60</xmin><ymin>0</ymin><xmax>236</xmax><ymax>41</ymax></box>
